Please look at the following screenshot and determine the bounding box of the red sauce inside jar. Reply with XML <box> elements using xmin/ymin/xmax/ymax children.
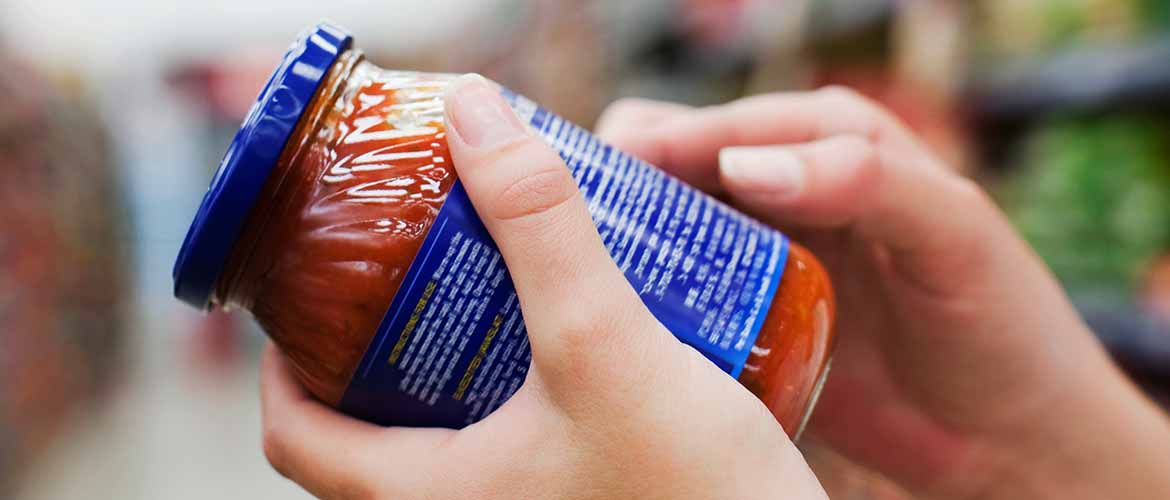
<box><xmin>213</xmin><ymin>50</ymin><xmax>835</xmax><ymax>436</ymax></box>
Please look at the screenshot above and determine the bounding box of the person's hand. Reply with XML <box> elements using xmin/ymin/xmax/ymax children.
<box><xmin>595</xmin><ymin>89</ymin><xmax>1170</xmax><ymax>499</ymax></box>
<box><xmin>258</xmin><ymin>75</ymin><xmax>828</xmax><ymax>500</ymax></box>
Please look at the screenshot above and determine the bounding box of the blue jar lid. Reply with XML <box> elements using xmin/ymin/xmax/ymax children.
<box><xmin>173</xmin><ymin>22</ymin><xmax>353</xmax><ymax>308</ymax></box>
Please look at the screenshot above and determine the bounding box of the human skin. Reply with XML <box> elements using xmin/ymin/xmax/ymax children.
<box><xmin>593</xmin><ymin>88</ymin><xmax>1170</xmax><ymax>499</ymax></box>
<box><xmin>258</xmin><ymin>75</ymin><xmax>828</xmax><ymax>500</ymax></box>
<box><xmin>260</xmin><ymin>76</ymin><xmax>1170</xmax><ymax>499</ymax></box>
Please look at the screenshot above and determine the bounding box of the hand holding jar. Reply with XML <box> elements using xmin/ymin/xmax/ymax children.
<box><xmin>258</xmin><ymin>75</ymin><xmax>829</xmax><ymax>500</ymax></box>
<box><xmin>262</xmin><ymin>78</ymin><xmax>1170</xmax><ymax>499</ymax></box>
<box><xmin>594</xmin><ymin>89</ymin><xmax>1170</xmax><ymax>499</ymax></box>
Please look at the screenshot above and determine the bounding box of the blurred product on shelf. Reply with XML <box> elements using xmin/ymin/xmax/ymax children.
<box><xmin>182</xmin><ymin>309</ymin><xmax>245</xmax><ymax>376</ymax></box>
<box><xmin>799</xmin><ymin>0</ymin><xmax>972</xmax><ymax>171</ymax></box>
<box><xmin>1003</xmin><ymin>116</ymin><xmax>1170</xmax><ymax>293</ymax></box>
<box><xmin>968</xmin><ymin>0</ymin><xmax>1170</xmax><ymax>401</ymax></box>
<box><xmin>1145</xmin><ymin>253</ymin><xmax>1170</xmax><ymax>327</ymax></box>
<box><xmin>1139</xmin><ymin>253</ymin><xmax>1170</xmax><ymax>406</ymax></box>
<box><xmin>0</xmin><ymin>52</ymin><xmax>130</xmax><ymax>492</ymax></box>
<box><xmin>1000</xmin><ymin>115</ymin><xmax>1170</xmax><ymax>391</ymax></box>
<box><xmin>1079</xmin><ymin>292</ymin><xmax>1170</xmax><ymax>407</ymax></box>
<box><xmin>514</xmin><ymin>0</ymin><xmax>608</xmax><ymax>126</ymax></box>
<box><xmin>614</xmin><ymin>0</ymin><xmax>758</xmax><ymax>107</ymax></box>
<box><xmin>968</xmin><ymin>36</ymin><xmax>1170</xmax><ymax>139</ymax></box>
<box><xmin>977</xmin><ymin>0</ymin><xmax>1170</xmax><ymax>60</ymax></box>
<box><xmin>968</xmin><ymin>0</ymin><xmax>1170</xmax><ymax>172</ymax></box>
<box><xmin>167</xmin><ymin>51</ymin><xmax>288</xmax><ymax>123</ymax></box>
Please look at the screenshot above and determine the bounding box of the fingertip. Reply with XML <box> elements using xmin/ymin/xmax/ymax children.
<box><xmin>595</xmin><ymin>98</ymin><xmax>694</xmax><ymax>168</ymax></box>
<box><xmin>257</xmin><ymin>351</ymin><xmax>446</xmax><ymax>498</ymax></box>
<box><xmin>718</xmin><ymin>146</ymin><xmax>807</xmax><ymax>202</ymax></box>
<box><xmin>260</xmin><ymin>342</ymin><xmax>294</xmax><ymax>388</ymax></box>
<box><xmin>260</xmin><ymin>344</ymin><xmax>383</xmax><ymax>437</ymax></box>
<box><xmin>716</xmin><ymin>135</ymin><xmax>883</xmax><ymax>229</ymax></box>
<box><xmin>804</xmin><ymin>134</ymin><xmax>885</xmax><ymax>207</ymax></box>
<box><xmin>260</xmin><ymin>341</ymin><xmax>280</xmax><ymax>371</ymax></box>
<box><xmin>259</xmin><ymin>341</ymin><xmax>282</xmax><ymax>390</ymax></box>
<box><xmin>443</xmin><ymin>73</ymin><xmax>527</xmax><ymax>154</ymax></box>
<box><xmin>442</xmin><ymin>73</ymin><xmax>495</xmax><ymax>113</ymax></box>
<box><xmin>260</xmin><ymin>343</ymin><xmax>311</xmax><ymax>417</ymax></box>
<box><xmin>594</xmin><ymin>97</ymin><xmax>689</xmax><ymax>138</ymax></box>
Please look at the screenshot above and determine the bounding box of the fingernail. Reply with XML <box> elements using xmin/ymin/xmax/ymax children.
<box><xmin>444</xmin><ymin>74</ymin><xmax>527</xmax><ymax>149</ymax></box>
<box><xmin>719</xmin><ymin>147</ymin><xmax>805</xmax><ymax>199</ymax></box>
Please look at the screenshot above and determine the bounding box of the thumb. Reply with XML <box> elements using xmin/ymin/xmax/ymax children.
<box><xmin>441</xmin><ymin>74</ymin><xmax>665</xmax><ymax>383</ymax></box>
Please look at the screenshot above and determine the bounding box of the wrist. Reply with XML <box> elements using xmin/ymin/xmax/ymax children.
<box><xmin>973</xmin><ymin>374</ymin><xmax>1170</xmax><ymax>499</ymax></box>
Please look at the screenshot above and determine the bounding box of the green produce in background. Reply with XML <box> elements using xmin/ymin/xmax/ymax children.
<box><xmin>1141</xmin><ymin>0</ymin><xmax>1170</xmax><ymax>32</ymax></box>
<box><xmin>1003</xmin><ymin>115</ymin><xmax>1170</xmax><ymax>294</ymax></box>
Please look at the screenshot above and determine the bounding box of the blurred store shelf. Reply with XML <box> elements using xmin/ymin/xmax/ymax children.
<box><xmin>1079</xmin><ymin>299</ymin><xmax>1170</xmax><ymax>379</ymax></box>
<box><xmin>15</xmin><ymin>317</ymin><xmax>310</xmax><ymax>500</ymax></box>
<box><xmin>969</xmin><ymin>36</ymin><xmax>1170</xmax><ymax>128</ymax></box>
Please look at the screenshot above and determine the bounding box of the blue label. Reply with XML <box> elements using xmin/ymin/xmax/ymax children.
<box><xmin>338</xmin><ymin>91</ymin><xmax>789</xmax><ymax>428</ymax></box>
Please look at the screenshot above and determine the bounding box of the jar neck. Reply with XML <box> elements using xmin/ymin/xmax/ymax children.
<box><xmin>213</xmin><ymin>49</ymin><xmax>364</xmax><ymax>310</ymax></box>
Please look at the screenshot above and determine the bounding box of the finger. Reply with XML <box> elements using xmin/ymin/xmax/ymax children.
<box><xmin>442</xmin><ymin>74</ymin><xmax>665</xmax><ymax>379</ymax></box>
<box><xmin>718</xmin><ymin>135</ymin><xmax>886</xmax><ymax>229</ymax></box>
<box><xmin>260</xmin><ymin>344</ymin><xmax>451</xmax><ymax>499</ymax></box>
<box><xmin>595</xmin><ymin>87</ymin><xmax>931</xmax><ymax>193</ymax></box>
<box><xmin>717</xmin><ymin>135</ymin><xmax>1003</xmax><ymax>296</ymax></box>
<box><xmin>594</xmin><ymin>97</ymin><xmax>693</xmax><ymax>160</ymax></box>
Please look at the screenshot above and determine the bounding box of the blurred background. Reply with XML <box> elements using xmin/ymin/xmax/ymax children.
<box><xmin>2</xmin><ymin>0</ymin><xmax>1168</xmax><ymax>498</ymax></box>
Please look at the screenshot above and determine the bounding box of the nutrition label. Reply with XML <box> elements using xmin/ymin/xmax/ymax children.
<box><xmin>339</xmin><ymin>183</ymin><xmax>536</xmax><ymax>428</ymax></box>
<box><xmin>339</xmin><ymin>91</ymin><xmax>788</xmax><ymax>428</ymax></box>
<box><xmin>523</xmin><ymin>97</ymin><xmax>789</xmax><ymax>370</ymax></box>
<box><xmin>382</xmin><ymin>227</ymin><xmax>529</xmax><ymax>420</ymax></box>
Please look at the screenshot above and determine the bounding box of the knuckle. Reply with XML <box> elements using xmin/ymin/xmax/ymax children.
<box><xmin>947</xmin><ymin>177</ymin><xmax>1008</xmax><ymax>243</ymax></box>
<box><xmin>599</xmin><ymin>97</ymin><xmax>650</xmax><ymax>123</ymax></box>
<box><xmin>823</xmin><ymin>134</ymin><xmax>884</xmax><ymax>184</ymax></box>
<box><xmin>948</xmin><ymin>176</ymin><xmax>995</xmax><ymax>212</ymax></box>
<box><xmin>553</xmin><ymin>300</ymin><xmax>616</xmax><ymax>349</ymax></box>
<box><xmin>815</xmin><ymin>86</ymin><xmax>885</xmax><ymax>139</ymax></box>
<box><xmin>596</xmin><ymin>98</ymin><xmax>671</xmax><ymax>141</ymax></box>
<box><xmin>819</xmin><ymin>86</ymin><xmax>879</xmax><ymax>141</ymax></box>
<box><xmin>330</xmin><ymin>455</ymin><xmax>383</xmax><ymax>500</ymax></box>
<box><xmin>850</xmin><ymin>145</ymin><xmax>886</xmax><ymax>197</ymax></box>
<box><xmin>486</xmin><ymin>143</ymin><xmax>578</xmax><ymax>222</ymax></box>
<box><xmin>930</xmin><ymin>176</ymin><xmax>1001</xmax><ymax>259</ymax></box>
<box><xmin>830</xmin><ymin>134</ymin><xmax>878</xmax><ymax>159</ymax></box>
<box><xmin>335</xmin><ymin>481</ymin><xmax>381</xmax><ymax>500</ymax></box>
<box><xmin>261</xmin><ymin>425</ymin><xmax>293</xmax><ymax>477</ymax></box>
<box><xmin>816</xmin><ymin>85</ymin><xmax>870</xmax><ymax>108</ymax></box>
<box><xmin>541</xmin><ymin>292</ymin><xmax>656</xmax><ymax>371</ymax></box>
<box><xmin>491</xmin><ymin>167</ymin><xmax>576</xmax><ymax>222</ymax></box>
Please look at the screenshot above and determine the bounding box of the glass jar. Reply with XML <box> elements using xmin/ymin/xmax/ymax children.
<box><xmin>174</xmin><ymin>23</ymin><xmax>835</xmax><ymax>437</ymax></box>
